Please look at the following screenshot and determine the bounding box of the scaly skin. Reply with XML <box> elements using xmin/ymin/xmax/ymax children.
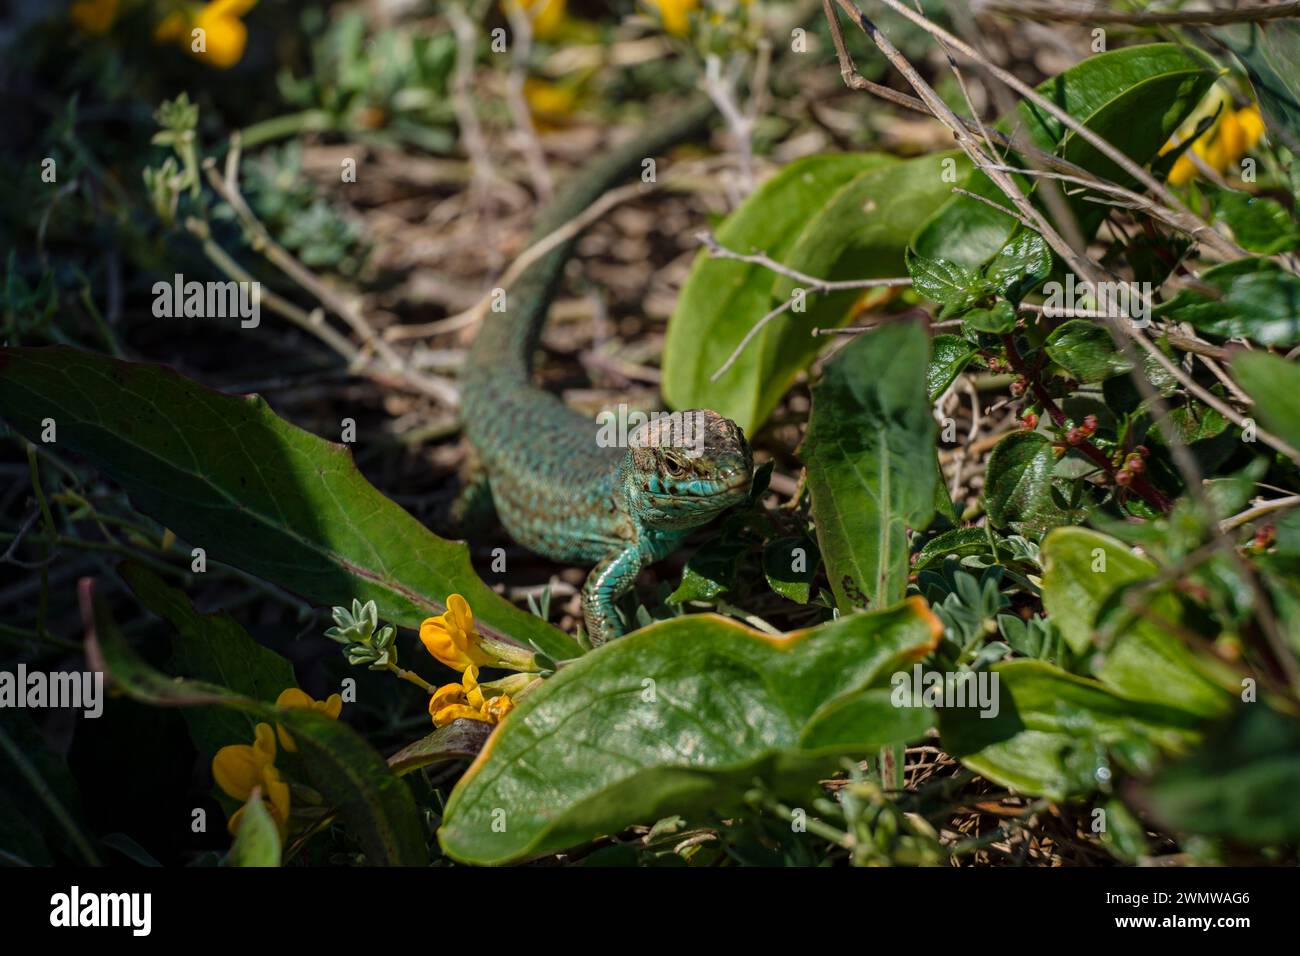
<box><xmin>461</xmin><ymin>97</ymin><xmax>754</xmax><ymax>644</ymax></box>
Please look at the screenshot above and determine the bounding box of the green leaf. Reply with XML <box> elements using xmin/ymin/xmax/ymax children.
<box><xmin>962</xmin><ymin>301</ymin><xmax>1018</xmax><ymax>335</ymax></box>
<box><xmin>799</xmin><ymin>320</ymin><xmax>937</xmax><ymax>612</ymax></box>
<box><xmin>1040</xmin><ymin>528</ymin><xmax>1232</xmax><ymax>717</ymax></box>
<box><xmin>0</xmin><ymin>346</ymin><xmax>577</xmax><ymax>660</ymax></box>
<box><xmin>983</xmin><ymin>432</ymin><xmax>1069</xmax><ymax>536</ymax></box>
<box><xmin>1097</xmin><ymin>798</ymin><xmax>1150</xmax><ymax>864</ymax></box>
<box><xmin>228</xmin><ymin>793</ymin><xmax>282</xmax><ymax>867</ymax></box>
<box><xmin>87</xmin><ymin>579</ymin><xmax>427</xmax><ymax>866</ymax></box>
<box><xmin>905</xmin><ymin>248</ymin><xmax>988</xmax><ymax>312</ymax></box>
<box><xmin>667</xmin><ymin>534</ymin><xmax>745</xmax><ymax>604</ymax></box>
<box><xmin>939</xmin><ymin>660</ymin><xmax>1203</xmax><ymax>801</ymax></box>
<box><xmin>762</xmin><ymin>536</ymin><xmax>820</xmax><ymax>605</ymax></box>
<box><xmin>771</xmin><ymin>151</ymin><xmax>970</xmax><ymax>308</ymax></box>
<box><xmin>984</xmin><ymin>230</ymin><xmax>1052</xmax><ymax>305</ymax></box>
<box><xmin>927</xmin><ymin>334</ymin><xmax>977</xmax><ymax>402</ymax></box>
<box><xmin>1157</xmin><ymin>258</ymin><xmax>1300</xmax><ymax>346</ymax></box>
<box><xmin>437</xmin><ymin>601</ymin><xmax>942</xmax><ymax>865</ymax></box>
<box><xmin>1143</xmin><ymin>705</ymin><xmax>1300</xmax><ymax>845</ymax></box>
<box><xmin>387</xmin><ymin>719</ymin><xmax>493</xmax><ymax>776</ymax></box>
<box><xmin>1232</xmin><ymin>350</ymin><xmax>1300</xmax><ymax>452</ymax></box>
<box><xmin>120</xmin><ymin>563</ymin><xmax>297</xmax><ymax>756</ymax></box>
<box><xmin>661</xmin><ymin>154</ymin><xmax>894</xmax><ymax>433</ymax></box>
<box><xmin>1044</xmin><ymin>320</ymin><xmax>1133</xmax><ymax>383</ymax></box>
<box><xmin>913</xmin><ymin>527</ymin><xmax>991</xmax><ymax>570</ymax></box>
<box><xmin>916</xmin><ymin>44</ymin><xmax>1217</xmax><ymax>265</ymax></box>
<box><xmin>1214</xmin><ymin>21</ymin><xmax>1300</xmax><ymax>151</ymax></box>
<box><xmin>1213</xmin><ymin>190</ymin><xmax>1300</xmax><ymax>254</ymax></box>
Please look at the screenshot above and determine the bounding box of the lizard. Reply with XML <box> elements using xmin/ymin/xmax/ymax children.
<box><xmin>460</xmin><ymin>96</ymin><xmax>754</xmax><ymax>646</ymax></box>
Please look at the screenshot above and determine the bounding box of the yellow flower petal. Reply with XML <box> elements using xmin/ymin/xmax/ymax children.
<box><xmin>262</xmin><ymin>765</ymin><xmax>291</xmax><ymax>833</ymax></box>
<box><xmin>446</xmin><ymin>594</ymin><xmax>475</xmax><ymax>635</ymax></box>
<box><xmin>1168</xmin><ymin>154</ymin><xmax>1197</xmax><ymax>187</ymax></box>
<box><xmin>213</xmin><ymin>745</ymin><xmax>262</xmax><ymax>802</ymax></box>
<box><xmin>419</xmin><ymin>618</ymin><xmax>473</xmax><ymax>671</ymax></box>
<box><xmin>432</xmin><ymin>703</ymin><xmax>488</xmax><ymax>728</ymax></box>
<box><xmin>429</xmin><ymin>682</ymin><xmax>468</xmax><ymax>717</ymax></box>
<box><xmin>1215</xmin><ymin>111</ymin><xmax>1245</xmax><ymax>171</ymax></box>
<box><xmin>484</xmin><ymin>694</ymin><xmax>515</xmax><ymax>724</ymax></box>
<box><xmin>1238</xmin><ymin>106</ymin><xmax>1266</xmax><ymax>149</ymax></box>
<box><xmin>506</xmin><ymin>0</ymin><xmax>566</xmax><ymax>40</ymax></box>
<box><xmin>419</xmin><ymin>597</ymin><xmax>493</xmax><ymax>670</ymax></box>
<box><xmin>645</xmin><ymin>0</ymin><xmax>698</xmax><ymax>36</ymax></box>
<box><xmin>275</xmin><ymin>688</ymin><xmax>343</xmax><ymax>750</ymax></box>
<box><xmin>252</xmin><ymin>722</ymin><xmax>277</xmax><ymax>761</ymax></box>
<box><xmin>186</xmin><ymin>0</ymin><xmax>254</xmax><ymax>70</ymax></box>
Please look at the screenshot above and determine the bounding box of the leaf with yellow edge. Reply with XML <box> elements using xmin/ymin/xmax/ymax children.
<box><xmin>438</xmin><ymin>599</ymin><xmax>942</xmax><ymax>865</ymax></box>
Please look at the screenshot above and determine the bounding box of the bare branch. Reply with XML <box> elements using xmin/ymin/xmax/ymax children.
<box><xmin>978</xmin><ymin>0</ymin><xmax>1300</xmax><ymax>27</ymax></box>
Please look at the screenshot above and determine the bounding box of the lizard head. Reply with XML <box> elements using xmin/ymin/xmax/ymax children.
<box><xmin>620</xmin><ymin>409</ymin><xmax>753</xmax><ymax>530</ymax></box>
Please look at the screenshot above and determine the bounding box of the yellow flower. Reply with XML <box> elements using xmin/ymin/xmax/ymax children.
<box><xmin>420</xmin><ymin>594</ymin><xmax>494</xmax><ymax>671</ymax></box>
<box><xmin>212</xmin><ymin>723</ymin><xmax>290</xmax><ymax>837</ymax></box>
<box><xmin>525</xmin><ymin>78</ymin><xmax>582</xmax><ymax>125</ymax></box>
<box><xmin>70</xmin><ymin>0</ymin><xmax>119</xmax><ymax>35</ymax></box>
<box><xmin>644</xmin><ymin>0</ymin><xmax>699</xmax><ymax>36</ymax></box>
<box><xmin>505</xmin><ymin>0</ymin><xmax>567</xmax><ymax>40</ymax></box>
<box><xmin>1165</xmin><ymin>105</ymin><xmax>1267</xmax><ymax>187</ymax></box>
<box><xmin>420</xmin><ymin>594</ymin><xmax>540</xmax><ymax>672</ymax></box>
<box><xmin>274</xmin><ymin>687</ymin><xmax>343</xmax><ymax>752</ymax></box>
<box><xmin>155</xmin><ymin>0</ymin><xmax>257</xmax><ymax>69</ymax></box>
<box><xmin>429</xmin><ymin>665</ymin><xmax>522</xmax><ymax>728</ymax></box>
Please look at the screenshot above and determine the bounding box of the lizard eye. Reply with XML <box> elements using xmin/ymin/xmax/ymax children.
<box><xmin>663</xmin><ymin>456</ymin><xmax>686</xmax><ymax>478</ymax></box>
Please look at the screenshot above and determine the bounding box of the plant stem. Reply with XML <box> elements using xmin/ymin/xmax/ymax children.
<box><xmin>385</xmin><ymin>662</ymin><xmax>436</xmax><ymax>694</ymax></box>
<box><xmin>1000</xmin><ymin>334</ymin><xmax>1172</xmax><ymax>513</ymax></box>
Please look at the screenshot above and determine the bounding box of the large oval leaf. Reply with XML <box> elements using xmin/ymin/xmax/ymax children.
<box><xmin>1040</xmin><ymin>527</ymin><xmax>1233</xmax><ymax>717</ymax></box>
<box><xmin>661</xmin><ymin>153</ymin><xmax>893</xmax><ymax>433</ymax></box>
<box><xmin>939</xmin><ymin>660</ymin><xmax>1204</xmax><ymax>800</ymax></box>
<box><xmin>799</xmin><ymin>320</ymin><xmax>937</xmax><ymax>612</ymax></box>
<box><xmin>438</xmin><ymin>600</ymin><xmax>943</xmax><ymax>865</ymax></box>
<box><xmin>0</xmin><ymin>346</ymin><xmax>577</xmax><ymax>659</ymax></box>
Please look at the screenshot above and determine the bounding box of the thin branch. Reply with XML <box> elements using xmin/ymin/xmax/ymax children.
<box><xmin>447</xmin><ymin>2</ymin><xmax>498</xmax><ymax>204</ymax></box>
<box><xmin>950</xmin><ymin>186</ymin><xmax>1042</xmax><ymax>232</ymax></box>
<box><xmin>703</xmin><ymin>233</ymin><xmax>912</xmax><ymax>382</ymax></box>
<box><xmin>1221</xmin><ymin>494</ymin><xmax>1300</xmax><ymax>533</ymax></box>
<box><xmin>697</xmin><ymin>231</ymin><xmax>912</xmax><ymax>291</ymax></box>
<box><xmin>710</xmin><ymin>298</ymin><xmax>796</xmax><ymax>382</ymax></box>
<box><xmin>703</xmin><ymin>52</ymin><xmax>757</xmax><ymax>201</ymax></box>
<box><xmin>977</xmin><ymin>0</ymin><xmax>1300</xmax><ymax>27</ymax></box>
<box><xmin>503</xmin><ymin>1</ymin><xmax>554</xmax><ymax>203</ymax></box>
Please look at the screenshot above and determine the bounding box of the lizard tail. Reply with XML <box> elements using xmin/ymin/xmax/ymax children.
<box><xmin>462</xmin><ymin>94</ymin><xmax>717</xmax><ymax>403</ymax></box>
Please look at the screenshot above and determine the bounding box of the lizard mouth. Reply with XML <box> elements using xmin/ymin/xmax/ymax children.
<box><xmin>722</xmin><ymin>471</ymin><xmax>751</xmax><ymax>493</ymax></box>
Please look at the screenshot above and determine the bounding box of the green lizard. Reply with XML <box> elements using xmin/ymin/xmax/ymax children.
<box><xmin>460</xmin><ymin>97</ymin><xmax>754</xmax><ymax>645</ymax></box>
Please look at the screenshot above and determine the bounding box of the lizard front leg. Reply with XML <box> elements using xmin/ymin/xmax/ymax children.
<box><xmin>581</xmin><ymin>544</ymin><xmax>644</xmax><ymax>646</ymax></box>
